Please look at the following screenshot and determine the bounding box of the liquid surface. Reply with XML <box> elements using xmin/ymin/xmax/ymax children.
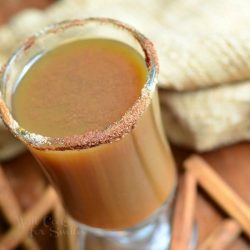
<box><xmin>13</xmin><ymin>39</ymin><xmax>147</xmax><ymax>137</ymax></box>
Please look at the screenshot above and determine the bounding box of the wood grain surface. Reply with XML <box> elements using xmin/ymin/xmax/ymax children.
<box><xmin>1</xmin><ymin>1</ymin><xmax>250</xmax><ymax>249</ymax></box>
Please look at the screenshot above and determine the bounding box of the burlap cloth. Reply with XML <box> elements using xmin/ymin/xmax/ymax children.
<box><xmin>1</xmin><ymin>0</ymin><xmax>250</xmax><ymax>158</ymax></box>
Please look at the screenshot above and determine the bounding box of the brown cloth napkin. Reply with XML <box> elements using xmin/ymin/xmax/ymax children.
<box><xmin>1</xmin><ymin>0</ymin><xmax>250</xmax><ymax>153</ymax></box>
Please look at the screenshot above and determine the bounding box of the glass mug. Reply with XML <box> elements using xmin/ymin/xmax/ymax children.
<box><xmin>0</xmin><ymin>18</ymin><xmax>176</xmax><ymax>249</ymax></box>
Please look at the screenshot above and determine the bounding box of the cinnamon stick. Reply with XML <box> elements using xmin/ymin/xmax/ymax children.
<box><xmin>66</xmin><ymin>217</ymin><xmax>77</xmax><ymax>250</ymax></box>
<box><xmin>184</xmin><ymin>155</ymin><xmax>250</xmax><ymax>238</ymax></box>
<box><xmin>0</xmin><ymin>166</ymin><xmax>39</xmax><ymax>250</ymax></box>
<box><xmin>53</xmin><ymin>202</ymin><xmax>67</xmax><ymax>250</ymax></box>
<box><xmin>0</xmin><ymin>187</ymin><xmax>57</xmax><ymax>250</ymax></box>
<box><xmin>198</xmin><ymin>219</ymin><xmax>241</xmax><ymax>250</ymax></box>
<box><xmin>169</xmin><ymin>171</ymin><xmax>197</xmax><ymax>250</ymax></box>
<box><xmin>53</xmin><ymin>198</ymin><xmax>77</xmax><ymax>250</ymax></box>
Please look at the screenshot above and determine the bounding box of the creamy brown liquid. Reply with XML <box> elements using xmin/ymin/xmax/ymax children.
<box><xmin>13</xmin><ymin>39</ymin><xmax>145</xmax><ymax>137</ymax></box>
<box><xmin>13</xmin><ymin>39</ymin><xmax>176</xmax><ymax>230</ymax></box>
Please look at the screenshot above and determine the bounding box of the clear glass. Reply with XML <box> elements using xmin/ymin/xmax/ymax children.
<box><xmin>0</xmin><ymin>18</ymin><xmax>176</xmax><ymax>249</ymax></box>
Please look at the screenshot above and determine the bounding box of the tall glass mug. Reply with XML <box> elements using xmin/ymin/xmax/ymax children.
<box><xmin>0</xmin><ymin>18</ymin><xmax>176</xmax><ymax>249</ymax></box>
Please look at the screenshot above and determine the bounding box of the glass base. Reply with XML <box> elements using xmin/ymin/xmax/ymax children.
<box><xmin>73</xmin><ymin>191</ymin><xmax>198</xmax><ymax>250</ymax></box>
<box><xmin>76</xmin><ymin>219</ymin><xmax>198</xmax><ymax>250</ymax></box>
<box><xmin>79</xmin><ymin>211</ymin><xmax>171</xmax><ymax>250</ymax></box>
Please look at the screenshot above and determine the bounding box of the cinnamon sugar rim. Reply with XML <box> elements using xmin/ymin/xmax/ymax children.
<box><xmin>0</xmin><ymin>17</ymin><xmax>159</xmax><ymax>151</ymax></box>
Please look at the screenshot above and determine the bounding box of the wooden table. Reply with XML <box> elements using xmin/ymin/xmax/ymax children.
<box><xmin>1</xmin><ymin>1</ymin><xmax>250</xmax><ymax>249</ymax></box>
